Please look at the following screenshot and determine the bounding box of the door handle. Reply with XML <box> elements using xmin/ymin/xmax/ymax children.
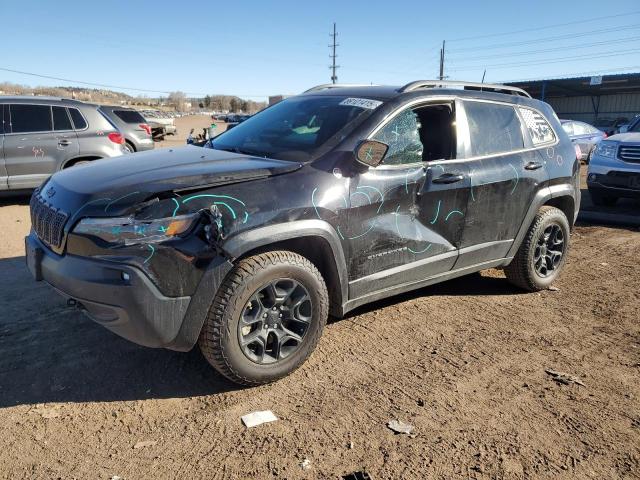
<box><xmin>58</xmin><ymin>139</ymin><xmax>71</xmax><ymax>146</ymax></box>
<box><xmin>524</xmin><ymin>161</ymin><xmax>543</xmax><ymax>170</ymax></box>
<box><xmin>432</xmin><ymin>172</ymin><xmax>464</xmax><ymax>184</ymax></box>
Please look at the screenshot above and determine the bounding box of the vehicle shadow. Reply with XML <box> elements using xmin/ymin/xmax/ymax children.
<box><xmin>0</xmin><ymin>256</ymin><xmax>240</xmax><ymax>408</ymax></box>
<box><xmin>0</xmin><ymin>194</ymin><xmax>31</xmax><ymax>207</ymax></box>
<box><xmin>342</xmin><ymin>271</ymin><xmax>522</xmax><ymax>320</ymax></box>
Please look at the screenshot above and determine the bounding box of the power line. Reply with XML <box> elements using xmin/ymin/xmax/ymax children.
<box><xmin>329</xmin><ymin>22</ymin><xmax>339</xmax><ymax>84</ymax></box>
<box><xmin>448</xmin><ymin>23</ymin><xmax>640</xmax><ymax>53</ymax></box>
<box><xmin>448</xmin><ymin>10</ymin><xmax>640</xmax><ymax>43</ymax></box>
<box><xmin>0</xmin><ymin>67</ymin><xmax>270</xmax><ymax>98</ymax></box>
<box><xmin>447</xmin><ymin>48</ymin><xmax>640</xmax><ymax>72</ymax></box>
<box><xmin>447</xmin><ymin>35</ymin><xmax>640</xmax><ymax>62</ymax></box>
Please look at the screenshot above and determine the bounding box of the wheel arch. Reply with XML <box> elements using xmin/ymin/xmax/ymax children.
<box><xmin>61</xmin><ymin>156</ymin><xmax>102</xmax><ymax>169</ymax></box>
<box><xmin>223</xmin><ymin>220</ymin><xmax>348</xmax><ymax>317</ymax></box>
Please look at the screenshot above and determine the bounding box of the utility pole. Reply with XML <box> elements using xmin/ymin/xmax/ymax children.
<box><xmin>329</xmin><ymin>22</ymin><xmax>339</xmax><ymax>84</ymax></box>
<box><xmin>438</xmin><ymin>40</ymin><xmax>445</xmax><ymax>81</ymax></box>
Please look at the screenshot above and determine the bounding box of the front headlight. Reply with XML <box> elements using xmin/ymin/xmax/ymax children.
<box><xmin>73</xmin><ymin>213</ymin><xmax>199</xmax><ymax>245</ymax></box>
<box><xmin>594</xmin><ymin>141</ymin><xmax>618</xmax><ymax>159</ymax></box>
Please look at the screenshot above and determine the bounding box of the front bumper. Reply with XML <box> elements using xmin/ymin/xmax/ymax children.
<box><xmin>587</xmin><ymin>172</ymin><xmax>640</xmax><ymax>199</ymax></box>
<box><xmin>26</xmin><ymin>233</ymin><xmax>193</xmax><ymax>350</ymax></box>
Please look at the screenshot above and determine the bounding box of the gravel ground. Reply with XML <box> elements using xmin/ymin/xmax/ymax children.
<box><xmin>0</xmin><ymin>131</ymin><xmax>639</xmax><ymax>478</ymax></box>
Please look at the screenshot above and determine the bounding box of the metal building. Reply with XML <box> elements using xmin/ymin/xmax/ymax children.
<box><xmin>511</xmin><ymin>73</ymin><xmax>640</xmax><ymax>127</ymax></box>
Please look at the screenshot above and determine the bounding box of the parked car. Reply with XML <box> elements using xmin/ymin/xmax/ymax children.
<box><xmin>25</xmin><ymin>80</ymin><xmax>579</xmax><ymax>385</ymax></box>
<box><xmin>0</xmin><ymin>96</ymin><xmax>125</xmax><ymax>192</ymax></box>
<box><xmin>587</xmin><ymin>116</ymin><xmax>640</xmax><ymax>206</ymax></box>
<box><xmin>560</xmin><ymin>120</ymin><xmax>606</xmax><ymax>163</ymax></box>
<box><xmin>593</xmin><ymin>117</ymin><xmax>629</xmax><ymax>137</ymax></box>
<box><xmin>141</xmin><ymin>110</ymin><xmax>177</xmax><ymax>140</ymax></box>
<box><xmin>98</xmin><ymin>106</ymin><xmax>154</xmax><ymax>153</ymax></box>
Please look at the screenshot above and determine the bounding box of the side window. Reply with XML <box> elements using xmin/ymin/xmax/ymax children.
<box><xmin>518</xmin><ymin>106</ymin><xmax>555</xmax><ymax>146</ymax></box>
<box><xmin>562</xmin><ymin>122</ymin><xmax>574</xmax><ymax>136</ymax></box>
<box><xmin>372</xmin><ymin>109</ymin><xmax>423</xmax><ymax>165</ymax></box>
<box><xmin>573</xmin><ymin>122</ymin><xmax>589</xmax><ymax>135</ymax></box>
<box><xmin>9</xmin><ymin>104</ymin><xmax>53</xmax><ymax>133</ymax></box>
<box><xmin>69</xmin><ymin>108</ymin><xmax>88</xmax><ymax>130</ymax></box>
<box><xmin>0</xmin><ymin>105</ymin><xmax>4</xmax><ymax>134</ymax></box>
<box><xmin>52</xmin><ymin>106</ymin><xmax>73</xmax><ymax>131</ymax></box>
<box><xmin>465</xmin><ymin>101</ymin><xmax>524</xmax><ymax>157</ymax></box>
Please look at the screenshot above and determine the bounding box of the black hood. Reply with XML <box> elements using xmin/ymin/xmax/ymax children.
<box><xmin>44</xmin><ymin>146</ymin><xmax>302</xmax><ymax>218</ymax></box>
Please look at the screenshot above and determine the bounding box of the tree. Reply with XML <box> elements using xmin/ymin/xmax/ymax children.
<box><xmin>204</xmin><ymin>95</ymin><xmax>211</xmax><ymax>108</ymax></box>
<box><xmin>168</xmin><ymin>91</ymin><xmax>187</xmax><ymax>110</ymax></box>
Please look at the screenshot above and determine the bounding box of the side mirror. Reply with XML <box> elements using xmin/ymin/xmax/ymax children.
<box><xmin>355</xmin><ymin>140</ymin><xmax>389</xmax><ymax>167</ymax></box>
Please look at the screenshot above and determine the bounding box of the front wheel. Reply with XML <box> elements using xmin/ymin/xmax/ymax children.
<box><xmin>198</xmin><ymin>251</ymin><xmax>328</xmax><ymax>386</ymax></box>
<box><xmin>504</xmin><ymin>206</ymin><xmax>570</xmax><ymax>291</ymax></box>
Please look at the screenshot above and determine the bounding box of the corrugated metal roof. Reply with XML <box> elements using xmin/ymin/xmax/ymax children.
<box><xmin>511</xmin><ymin>72</ymin><xmax>640</xmax><ymax>98</ymax></box>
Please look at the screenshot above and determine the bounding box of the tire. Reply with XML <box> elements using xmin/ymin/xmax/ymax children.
<box><xmin>198</xmin><ymin>251</ymin><xmax>329</xmax><ymax>386</ymax></box>
<box><xmin>123</xmin><ymin>141</ymin><xmax>135</xmax><ymax>154</ymax></box>
<box><xmin>504</xmin><ymin>206</ymin><xmax>570</xmax><ymax>292</ymax></box>
<box><xmin>589</xmin><ymin>190</ymin><xmax>618</xmax><ymax>207</ymax></box>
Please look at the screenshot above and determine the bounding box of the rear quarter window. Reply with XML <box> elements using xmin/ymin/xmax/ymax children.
<box><xmin>69</xmin><ymin>108</ymin><xmax>88</xmax><ymax>130</ymax></box>
<box><xmin>9</xmin><ymin>104</ymin><xmax>53</xmax><ymax>133</ymax></box>
<box><xmin>112</xmin><ymin>109</ymin><xmax>146</xmax><ymax>124</ymax></box>
<box><xmin>465</xmin><ymin>101</ymin><xmax>524</xmax><ymax>157</ymax></box>
<box><xmin>518</xmin><ymin>107</ymin><xmax>555</xmax><ymax>146</ymax></box>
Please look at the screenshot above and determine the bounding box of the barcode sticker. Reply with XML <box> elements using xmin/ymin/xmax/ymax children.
<box><xmin>339</xmin><ymin>98</ymin><xmax>383</xmax><ymax>110</ymax></box>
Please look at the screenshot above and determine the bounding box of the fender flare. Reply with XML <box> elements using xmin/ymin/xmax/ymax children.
<box><xmin>166</xmin><ymin>219</ymin><xmax>348</xmax><ymax>351</ymax></box>
<box><xmin>506</xmin><ymin>184</ymin><xmax>576</xmax><ymax>258</ymax></box>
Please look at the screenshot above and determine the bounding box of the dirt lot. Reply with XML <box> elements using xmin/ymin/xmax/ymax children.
<box><xmin>0</xmin><ymin>151</ymin><xmax>639</xmax><ymax>478</ymax></box>
<box><xmin>155</xmin><ymin>114</ymin><xmax>229</xmax><ymax>148</ymax></box>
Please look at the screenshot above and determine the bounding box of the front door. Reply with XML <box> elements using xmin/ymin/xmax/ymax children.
<box><xmin>346</xmin><ymin>101</ymin><xmax>471</xmax><ymax>299</ymax></box>
<box><xmin>4</xmin><ymin>103</ymin><xmax>78</xmax><ymax>189</ymax></box>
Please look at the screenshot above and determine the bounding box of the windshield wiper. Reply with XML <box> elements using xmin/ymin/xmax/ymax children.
<box><xmin>215</xmin><ymin>146</ymin><xmax>267</xmax><ymax>157</ymax></box>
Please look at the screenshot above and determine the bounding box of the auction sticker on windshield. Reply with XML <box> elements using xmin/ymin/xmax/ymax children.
<box><xmin>339</xmin><ymin>98</ymin><xmax>383</xmax><ymax>110</ymax></box>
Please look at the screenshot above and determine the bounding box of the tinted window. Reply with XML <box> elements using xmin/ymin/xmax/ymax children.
<box><xmin>0</xmin><ymin>105</ymin><xmax>4</xmax><ymax>134</ymax></box>
<box><xmin>69</xmin><ymin>108</ymin><xmax>87</xmax><ymax>130</ymax></box>
<box><xmin>212</xmin><ymin>96</ymin><xmax>378</xmax><ymax>161</ymax></box>
<box><xmin>465</xmin><ymin>102</ymin><xmax>524</xmax><ymax>157</ymax></box>
<box><xmin>52</xmin><ymin>106</ymin><xmax>73</xmax><ymax>131</ymax></box>
<box><xmin>518</xmin><ymin>107</ymin><xmax>555</xmax><ymax>145</ymax></box>
<box><xmin>10</xmin><ymin>104</ymin><xmax>52</xmax><ymax>133</ymax></box>
<box><xmin>112</xmin><ymin>109</ymin><xmax>146</xmax><ymax>124</ymax></box>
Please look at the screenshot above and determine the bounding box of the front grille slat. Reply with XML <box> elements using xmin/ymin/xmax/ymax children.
<box><xmin>29</xmin><ymin>191</ymin><xmax>68</xmax><ymax>249</ymax></box>
<box><xmin>619</xmin><ymin>146</ymin><xmax>640</xmax><ymax>163</ymax></box>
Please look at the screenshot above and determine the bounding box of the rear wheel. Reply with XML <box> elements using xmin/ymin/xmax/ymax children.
<box><xmin>123</xmin><ymin>141</ymin><xmax>135</xmax><ymax>154</ymax></box>
<box><xmin>198</xmin><ymin>251</ymin><xmax>328</xmax><ymax>386</ymax></box>
<box><xmin>504</xmin><ymin>206</ymin><xmax>570</xmax><ymax>291</ymax></box>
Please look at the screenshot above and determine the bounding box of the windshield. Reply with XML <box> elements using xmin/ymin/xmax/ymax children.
<box><xmin>211</xmin><ymin>95</ymin><xmax>380</xmax><ymax>161</ymax></box>
<box><xmin>630</xmin><ymin>120</ymin><xmax>640</xmax><ymax>132</ymax></box>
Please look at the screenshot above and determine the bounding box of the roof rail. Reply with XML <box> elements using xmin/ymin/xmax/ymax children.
<box><xmin>398</xmin><ymin>80</ymin><xmax>532</xmax><ymax>98</ymax></box>
<box><xmin>303</xmin><ymin>83</ymin><xmax>379</xmax><ymax>93</ymax></box>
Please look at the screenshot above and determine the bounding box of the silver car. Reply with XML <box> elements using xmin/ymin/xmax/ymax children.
<box><xmin>587</xmin><ymin>118</ymin><xmax>640</xmax><ymax>206</ymax></box>
<box><xmin>0</xmin><ymin>96</ymin><xmax>124</xmax><ymax>192</ymax></box>
<box><xmin>98</xmin><ymin>106</ymin><xmax>154</xmax><ymax>154</ymax></box>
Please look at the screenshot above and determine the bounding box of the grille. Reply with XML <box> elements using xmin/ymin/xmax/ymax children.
<box><xmin>30</xmin><ymin>192</ymin><xmax>68</xmax><ymax>248</ymax></box>
<box><xmin>618</xmin><ymin>145</ymin><xmax>640</xmax><ymax>163</ymax></box>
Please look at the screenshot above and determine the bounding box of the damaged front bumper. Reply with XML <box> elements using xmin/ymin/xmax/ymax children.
<box><xmin>25</xmin><ymin>232</ymin><xmax>232</xmax><ymax>351</ymax></box>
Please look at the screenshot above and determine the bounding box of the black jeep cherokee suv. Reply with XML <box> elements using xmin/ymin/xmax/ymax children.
<box><xmin>26</xmin><ymin>81</ymin><xmax>580</xmax><ymax>386</ymax></box>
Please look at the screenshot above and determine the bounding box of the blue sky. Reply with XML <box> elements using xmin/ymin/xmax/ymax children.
<box><xmin>2</xmin><ymin>0</ymin><xmax>640</xmax><ymax>100</ymax></box>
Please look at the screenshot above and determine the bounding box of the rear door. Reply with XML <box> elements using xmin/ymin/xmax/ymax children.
<box><xmin>4</xmin><ymin>103</ymin><xmax>70</xmax><ymax>189</ymax></box>
<box><xmin>456</xmin><ymin>99</ymin><xmax>549</xmax><ymax>268</ymax></box>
